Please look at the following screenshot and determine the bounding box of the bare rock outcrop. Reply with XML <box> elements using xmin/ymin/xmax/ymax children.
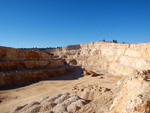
<box><xmin>0</xmin><ymin>46</ymin><xmax>53</xmax><ymax>61</ymax></box>
<box><xmin>1</xmin><ymin>42</ymin><xmax>150</xmax><ymax>113</ymax></box>
<box><xmin>0</xmin><ymin>46</ymin><xmax>75</xmax><ymax>88</ymax></box>
<box><xmin>82</xmin><ymin>68</ymin><xmax>98</xmax><ymax>77</ymax></box>
<box><xmin>0</xmin><ymin>59</ymin><xmax>64</xmax><ymax>71</ymax></box>
<box><xmin>109</xmin><ymin>74</ymin><xmax>150</xmax><ymax>113</ymax></box>
<box><xmin>11</xmin><ymin>93</ymin><xmax>89</xmax><ymax>113</ymax></box>
<box><xmin>47</xmin><ymin>41</ymin><xmax>150</xmax><ymax>76</ymax></box>
<box><xmin>0</xmin><ymin>66</ymin><xmax>75</xmax><ymax>87</ymax></box>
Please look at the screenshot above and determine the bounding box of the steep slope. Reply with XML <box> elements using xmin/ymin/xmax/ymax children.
<box><xmin>0</xmin><ymin>46</ymin><xmax>75</xmax><ymax>88</ymax></box>
<box><xmin>0</xmin><ymin>46</ymin><xmax>53</xmax><ymax>60</ymax></box>
<box><xmin>47</xmin><ymin>41</ymin><xmax>150</xmax><ymax>76</ymax></box>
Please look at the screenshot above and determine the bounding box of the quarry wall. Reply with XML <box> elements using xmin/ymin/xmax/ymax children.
<box><xmin>46</xmin><ymin>42</ymin><xmax>150</xmax><ymax>112</ymax></box>
<box><xmin>0</xmin><ymin>46</ymin><xmax>75</xmax><ymax>88</ymax></box>
<box><xmin>0</xmin><ymin>46</ymin><xmax>54</xmax><ymax>61</ymax></box>
<box><xmin>0</xmin><ymin>59</ymin><xmax>64</xmax><ymax>71</ymax></box>
<box><xmin>48</xmin><ymin>41</ymin><xmax>150</xmax><ymax>75</ymax></box>
<box><xmin>0</xmin><ymin>66</ymin><xmax>75</xmax><ymax>87</ymax></box>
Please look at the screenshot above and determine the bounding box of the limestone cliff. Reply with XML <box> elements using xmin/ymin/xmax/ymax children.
<box><xmin>47</xmin><ymin>41</ymin><xmax>150</xmax><ymax>76</ymax></box>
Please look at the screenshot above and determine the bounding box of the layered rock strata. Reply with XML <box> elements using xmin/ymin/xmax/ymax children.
<box><xmin>0</xmin><ymin>46</ymin><xmax>75</xmax><ymax>88</ymax></box>
<box><xmin>0</xmin><ymin>59</ymin><xmax>63</xmax><ymax>71</ymax></box>
<box><xmin>0</xmin><ymin>66</ymin><xmax>75</xmax><ymax>87</ymax></box>
<box><xmin>0</xmin><ymin>46</ymin><xmax>53</xmax><ymax>61</ymax></box>
<box><xmin>47</xmin><ymin>41</ymin><xmax>150</xmax><ymax>76</ymax></box>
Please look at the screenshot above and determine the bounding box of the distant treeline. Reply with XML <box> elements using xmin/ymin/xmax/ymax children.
<box><xmin>102</xmin><ymin>39</ymin><xmax>126</xmax><ymax>44</ymax></box>
<box><xmin>19</xmin><ymin>47</ymin><xmax>62</xmax><ymax>50</ymax></box>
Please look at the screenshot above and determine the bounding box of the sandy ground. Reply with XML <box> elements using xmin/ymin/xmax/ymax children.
<box><xmin>0</xmin><ymin>67</ymin><xmax>122</xmax><ymax>113</ymax></box>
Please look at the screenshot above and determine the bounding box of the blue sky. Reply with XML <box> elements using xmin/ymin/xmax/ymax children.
<box><xmin>0</xmin><ymin>0</ymin><xmax>150</xmax><ymax>48</ymax></box>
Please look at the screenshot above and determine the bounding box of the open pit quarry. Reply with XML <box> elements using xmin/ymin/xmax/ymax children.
<box><xmin>0</xmin><ymin>41</ymin><xmax>150</xmax><ymax>113</ymax></box>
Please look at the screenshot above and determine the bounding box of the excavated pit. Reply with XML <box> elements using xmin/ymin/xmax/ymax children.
<box><xmin>1</xmin><ymin>41</ymin><xmax>150</xmax><ymax>113</ymax></box>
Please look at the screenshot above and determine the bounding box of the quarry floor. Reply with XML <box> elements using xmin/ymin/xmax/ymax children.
<box><xmin>0</xmin><ymin>67</ymin><xmax>122</xmax><ymax>113</ymax></box>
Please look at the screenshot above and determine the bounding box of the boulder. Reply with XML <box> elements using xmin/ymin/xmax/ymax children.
<box><xmin>82</xmin><ymin>68</ymin><xmax>98</xmax><ymax>77</ymax></box>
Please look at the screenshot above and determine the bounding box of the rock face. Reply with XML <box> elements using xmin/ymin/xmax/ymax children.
<box><xmin>0</xmin><ymin>46</ymin><xmax>75</xmax><ymax>88</ymax></box>
<box><xmin>42</xmin><ymin>41</ymin><xmax>150</xmax><ymax>112</ymax></box>
<box><xmin>1</xmin><ymin>42</ymin><xmax>150</xmax><ymax>113</ymax></box>
<box><xmin>0</xmin><ymin>46</ymin><xmax>53</xmax><ymax>60</ymax></box>
<box><xmin>47</xmin><ymin>41</ymin><xmax>150</xmax><ymax>76</ymax></box>
<box><xmin>11</xmin><ymin>93</ymin><xmax>89</xmax><ymax>113</ymax></box>
<box><xmin>0</xmin><ymin>66</ymin><xmax>75</xmax><ymax>87</ymax></box>
<box><xmin>0</xmin><ymin>59</ymin><xmax>64</xmax><ymax>71</ymax></box>
<box><xmin>109</xmin><ymin>74</ymin><xmax>150</xmax><ymax>113</ymax></box>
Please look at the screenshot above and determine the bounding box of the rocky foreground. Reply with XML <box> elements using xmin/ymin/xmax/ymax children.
<box><xmin>12</xmin><ymin>93</ymin><xmax>88</xmax><ymax>113</ymax></box>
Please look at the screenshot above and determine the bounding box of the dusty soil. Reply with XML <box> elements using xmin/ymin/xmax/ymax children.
<box><xmin>0</xmin><ymin>67</ymin><xmax>122</xmax><ymax>113</ymax></box>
